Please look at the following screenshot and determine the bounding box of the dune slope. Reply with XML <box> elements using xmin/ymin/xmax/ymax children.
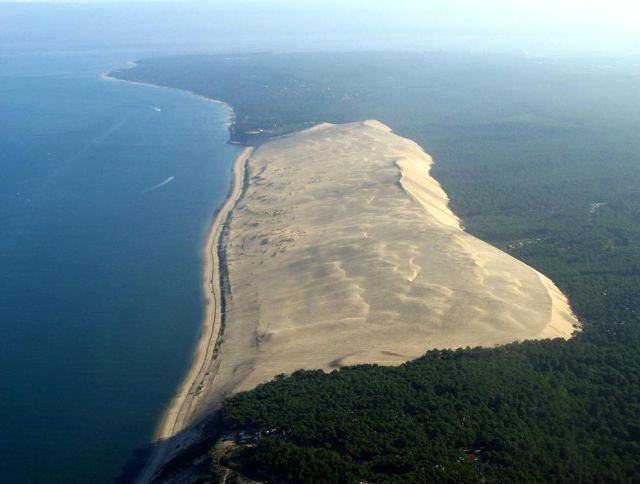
<box><xmin>200</xmin><ymin>120</ymin><xmax>579</xmax><ymax>408</ymax></box>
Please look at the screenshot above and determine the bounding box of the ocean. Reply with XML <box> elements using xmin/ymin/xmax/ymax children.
<box><xmin>0</xmin><ymin>52</ymin><xmax>240</xmax><ymax>482</ymax></box>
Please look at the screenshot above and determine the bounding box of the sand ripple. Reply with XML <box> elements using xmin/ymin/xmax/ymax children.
<box><xmin>204</xmin><ymin>120</ymin><xmax>580</xmax><ymax>402</ymax></box>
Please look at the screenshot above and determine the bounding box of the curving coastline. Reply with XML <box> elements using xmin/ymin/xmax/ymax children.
<box><xmin>101</xmin><ymin>66</ymin><xmax>253</xmax><ymax>482</ymax></box>
<box><xmin>102</xmin><ymin>65</ymin><xmax>237</xmax><ymax>135</ymax></box>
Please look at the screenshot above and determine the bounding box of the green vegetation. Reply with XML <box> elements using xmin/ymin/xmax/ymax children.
<box><xmin>114</xmin><ymin>53</ymin><xmax>640</xmax><ymax>482</ymax></box>
<box><xmin>223</xmin><ymin>338</ymin><xmax>640</xmax><ymax>482</ymax></box>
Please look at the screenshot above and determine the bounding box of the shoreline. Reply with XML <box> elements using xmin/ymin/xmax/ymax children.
<box><xmin>136</xmin><ymin>146</ymin><xmax>253</xmax><ymax>483</ymax></box>
<box><xmin>100</xmin><ymin>68</ymin><xmax>255</xmax><ymax>481</ymax></box>
<box><xmin>101</xmin><ymin>65</ymin><xmax>241</xmax><ymax>142</ymax></box>
<box><xmin>155</xmin><ymin>146</ymin><xmax>254</xmax><ymax>441</ymax></box>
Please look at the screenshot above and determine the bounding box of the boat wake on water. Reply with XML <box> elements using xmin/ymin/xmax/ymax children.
<box><xmin>142</xmin><ymin>176</ymin><xmax>175</xmax><ymax>194</ymax></box>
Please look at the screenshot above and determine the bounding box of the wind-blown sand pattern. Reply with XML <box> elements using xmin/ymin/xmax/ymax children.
<box><xmin>196</xmin><ymin>120</ymin><xmax>579</xmax><ymax>407</ymax></box>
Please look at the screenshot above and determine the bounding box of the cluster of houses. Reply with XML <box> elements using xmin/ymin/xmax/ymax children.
<box><xmin>223</xmin><ymin>428</ymin><xmax>287</xmax><ymax>446</ymax></box>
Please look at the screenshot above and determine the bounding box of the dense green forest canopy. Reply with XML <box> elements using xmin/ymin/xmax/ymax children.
<box><xmin>114</xmin><ymin>53</ymin><xmax>640</xmax><ymax>482</ymax></box>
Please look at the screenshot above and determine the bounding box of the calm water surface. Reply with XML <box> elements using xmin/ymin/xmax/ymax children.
<box><xmin>0</xmin><ymin>52</ymin><xmax>240</xmax><ymax>482</ymax></box>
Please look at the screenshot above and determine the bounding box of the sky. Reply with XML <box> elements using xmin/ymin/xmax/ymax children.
<box><xmin>1</xmin><ymin>0</ymin><xmax>638</xmax><ymax>55</ymax></box>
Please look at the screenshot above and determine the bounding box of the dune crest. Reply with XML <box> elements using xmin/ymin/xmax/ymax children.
<box><xmin>198</xmin><ymin>120</ymin><xmax>579</xmax><ymax>410</ymax></box>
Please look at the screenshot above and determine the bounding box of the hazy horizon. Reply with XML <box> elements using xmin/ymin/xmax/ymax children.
<box><xmin>2</xmin><ymin>0</ymin><xmax>639</xmax><ymax>57</ymax></box>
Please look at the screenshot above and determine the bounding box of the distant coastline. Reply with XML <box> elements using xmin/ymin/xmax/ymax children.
<box><xmin>103</xmin><ymin>64</ymin><xmax>242</xmax><ymax>145</ymax></box>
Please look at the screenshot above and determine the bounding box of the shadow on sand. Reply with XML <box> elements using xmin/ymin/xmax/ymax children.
<box><xmin>115</xmin><ymin>412</ymin><xmax>222</xmax><ymax>483</ymax></box>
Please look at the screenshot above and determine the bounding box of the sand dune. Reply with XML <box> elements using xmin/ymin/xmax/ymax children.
<box><xmin>195</xmin><ymin>120</ymin><xmax>579</xmax><ymax>414</ymax></box>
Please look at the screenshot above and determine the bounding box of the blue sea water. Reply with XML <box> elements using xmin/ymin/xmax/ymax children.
<box><xmin>0</xmin><ymin>52</ymin><xmax>241</xmax><ymax>482</ymax></box>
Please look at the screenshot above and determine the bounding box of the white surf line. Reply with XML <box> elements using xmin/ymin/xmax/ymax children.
<box><xmin>142</xmin><ymin>176</ymin><xmax>175</xmax><ymax>194</ymax></box>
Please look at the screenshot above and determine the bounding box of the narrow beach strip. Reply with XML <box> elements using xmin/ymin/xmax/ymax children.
<box><xmin>101</xmin><ymin>67</ymin><xmax>251</xmax><ymax>482</ymax></box>
<box><xmin>138</xmin><ymin>146</ymin><xmax>254</xmax><ymax>483</ymax></box>
<box><xmin>157</xmin><ymin>146</ymin><xmax>253</xmax><ymax>440</ymax></box>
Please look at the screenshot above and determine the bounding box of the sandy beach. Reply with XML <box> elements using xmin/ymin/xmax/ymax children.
<box><xmin>156</xmin><ymin>146</ymin><xmax>253</xmax><ymax>440</ymax></box>
<box><xmin>100</xmin><ymin>67</ymin><xmax>251</xmax><ymax>482</ymax></box>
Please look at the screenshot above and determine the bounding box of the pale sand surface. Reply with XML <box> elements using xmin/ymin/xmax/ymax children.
<box><xmin>141</xmin><ymin>120</ymin><xmax>579</xmax><ymax>481</ymax></box>
<box><xmin>194</xmin><ymin>120</ymin><xmax>579</xmax><ymax>407</ymax></box>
